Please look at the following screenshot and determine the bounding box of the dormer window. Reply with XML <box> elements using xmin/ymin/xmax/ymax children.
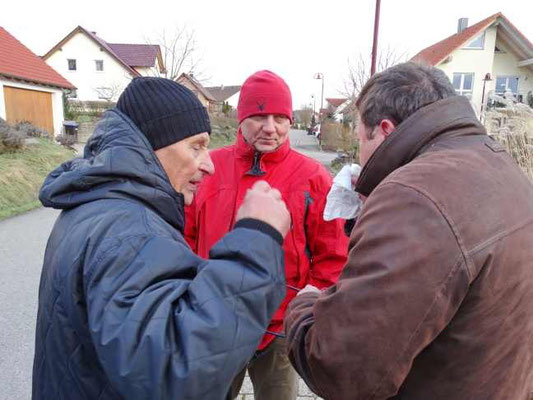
<box><xmin>464</xmin><ymin>32</ymin><xmax>485</xmax><ymax>49</ymax></box>
<box><xmin>67</xmin><ymin>59</ymin><xmax>77</xmax><ymax>71</ymax></box>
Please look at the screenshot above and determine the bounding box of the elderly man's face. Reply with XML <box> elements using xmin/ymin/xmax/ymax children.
<box><xmin>241</xmin><ymin>114</ymin><xmax>291</xmax><ymax>153</ymax></box>
<box><xmin>155</xmin><ymin>132</ymin><xmax>214</xmax><ymax>205</ymax></box>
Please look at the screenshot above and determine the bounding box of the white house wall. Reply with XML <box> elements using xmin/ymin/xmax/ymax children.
<box><xmin>438</xmin><ymin>26</ymin><xmax>498</xmax><ymax>114</ymax></box>
<box><xmin>226</xmin><ymin>92</ymin><xmax>240</xmax><ymax>108</ymax></box>
<box><xmin>134</xmin><ymin>66</ymin><xmax>160</xmax><ymax>77</ymax></box>
<box><xmin>0</xmin><ymin>78</ymin><xmax>65</xmax><ymax>136</ymax></box>
<box><xmin>492</xmin><ymin>39</ymin><xmax>533</xmax><ymax>98</ymax></box>
<box><xmin>46</xmin><ymin>32</ymin><xmax>133</xmax><ymax>102</ymax></box>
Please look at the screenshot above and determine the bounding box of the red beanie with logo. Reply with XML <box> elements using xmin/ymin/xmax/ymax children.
<box><xmin>237</xmin><ymin>70</ymin><xmax>293</xmax><ymax>123</ymax></box>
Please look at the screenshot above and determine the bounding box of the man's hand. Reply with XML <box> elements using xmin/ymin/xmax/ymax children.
<box><xmin>236</xmin><ymin>181</ymin><xmax>291</xmax><ymax>238</ymax></box>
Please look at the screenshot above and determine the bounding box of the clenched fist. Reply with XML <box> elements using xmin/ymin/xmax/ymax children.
<box><xmin>236</xmin><ymin>181</ymin><xmax>291</xmax><ymax>238</ymax></box>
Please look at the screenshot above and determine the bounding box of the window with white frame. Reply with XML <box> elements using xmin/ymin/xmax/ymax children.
<box><xmin>463</xmin><ymin>32</ymin><xmax>485</xmax><ymax>49</ymax></box>
<box><xmin>95</xmin><ymin>60</ymin><xmax>104</xmax><ymax>71</ymax></box>
<box><xmin>67</xmin><ymin>59</ymin><xmax>77</xmax><ymax>71</ymax></box>
<box><xmin>495</xmin><ymin>76</ymin><xmax>519</xmax><ymax>96</ymax></box>
<box><xmin>452</xmin><ymin>73</ymin><xmax>474</xmax><ymax>98</ymax></box>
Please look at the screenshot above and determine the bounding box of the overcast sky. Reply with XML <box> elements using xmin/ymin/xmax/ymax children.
<box><xmin>3</xmin><ymin>0</ymin><xmax>532</xmax><ymax>109</ymax></box>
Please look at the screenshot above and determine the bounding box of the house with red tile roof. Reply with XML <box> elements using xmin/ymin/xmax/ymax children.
<box><xmin>176</xmin><ymin>73</ymin><xmax>216</xmax><ymax>110</ymax></box>
<box><xmin>411</xmin><ymin>13</ymin><xmax>533</xmax><ymax>114</ymax></box>
<box><xmin>42</xmin><ymin>26</ymin><xmax>165</xmax><ymax>102</ymax></box>
<box><xmin>325</xmin><ymin>98</ymin><xmax>353</xmax><ymax>123</ymax></box>
<box><xmin>0</xmin><ymin>26</ymin><xmax>74</xmax><ymax>136</ymax></box>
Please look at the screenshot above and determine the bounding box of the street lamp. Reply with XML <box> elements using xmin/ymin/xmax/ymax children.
<box><xmin>314</xmin><ymin>73</ymin><xmax>324</xmax><ymax>117</ymax></box>
<box><xmin>370</xmin><ymin>0</ymin><xmax>382</xmax><ymax>76</ymax></box>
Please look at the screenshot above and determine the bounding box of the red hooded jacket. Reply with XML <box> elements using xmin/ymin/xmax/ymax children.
<box><xmin>185</xmin><ymin>132</ymin><xmax>348</xmax><ymax>349</ymax></box>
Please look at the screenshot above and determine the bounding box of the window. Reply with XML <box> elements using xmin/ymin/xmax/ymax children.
<box><xmin>67</xmin><ymin>59</ymin><xmax>77</xmax><ymax>71</ymax></box>
<box><xmin>453</xmin><ymin>73</ymin><xmax>474</xmax><ymax>98</ymax></box>
<box><xmin>495</xmin><ymin>76</ymin><xmax>519</xmax><ymax>96</ymax></box>
<box><xmin>463</xmin><ymin>32</ymin><xmax>485</xmax><ymax>49</ymax></box>
<box><xmin>95</xmin><ymin>60</ymin><xmax>104</xmax><ymax>71</ymax></box>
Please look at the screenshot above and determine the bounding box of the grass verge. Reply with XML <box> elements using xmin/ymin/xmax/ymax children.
<box><xmin>0</xmin><ymin>139</ymin><xmax>74</xmax><ymax>220</ymax></box>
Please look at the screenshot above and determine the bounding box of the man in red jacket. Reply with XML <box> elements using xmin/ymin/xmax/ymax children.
<box><xmin>185</xmin><ymin>70</ymin><xmax>348</xmax><ymax>399</ymax></box>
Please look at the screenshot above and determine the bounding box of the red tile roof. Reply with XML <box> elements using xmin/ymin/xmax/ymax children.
<box><xmin>411</xmin><ymin>13</ymin><xmax>501</xmax><ymax>65</ymax></box>
<box><xmin>0</xmin><ymin>26</ymin><xmax>74</xmax><ymax>89</ymax></box>
<box><xmin>326</xmin><ymin>98</ymin><xmax>347</xmax><ymax>108</ymax></box>
<box><xmin>107</xmin><ymin>43</ymin><xmax>161</xmax><ymax>68</ymax></box>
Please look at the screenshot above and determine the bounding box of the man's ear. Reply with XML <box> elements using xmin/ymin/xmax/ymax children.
<box><xmin>380</xmin><ymin>119</ymin><xmax>396</xmax><ymax>137</ymax></box>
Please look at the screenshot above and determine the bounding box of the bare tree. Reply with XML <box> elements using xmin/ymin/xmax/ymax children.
<box><xmin>294</xmin><ymin>105</ymin><xmax>314</xmax><ymax>128</ymax></box>
<box><xmin>147</xmin><ymin>26</ymin><xmax>207</xmax><ymax>82</ymax></box>
<box><xmin>342</xmin><ymin>45</ymin><xmax>407</xmax><ymax>100</ymax></box>
<box><xmin>94</xmin><ymin>82</ymin><xmax>124</xmax><ymax>102</ymax></box>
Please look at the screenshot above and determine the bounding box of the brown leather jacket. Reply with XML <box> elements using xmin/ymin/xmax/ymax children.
<box><xmin>285</xmin><ymin>96</ymin><xmax>533</xmax><ymax>400</ymax></box>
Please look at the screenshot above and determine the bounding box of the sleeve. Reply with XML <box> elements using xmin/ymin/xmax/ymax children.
<box><xmin>305</xmin><ymin>171</ymin><xmax>349</xmax><ymax>288</ymax></box>
<box><xmin>184</xmin><ymin>199</ymin><xmax>198</xmax><ymax>251</ymax></box>
<box><xmin>84</xmin><ymin>225</ymin><xmax>286</xmax><ymax>400</ymax></box>
<box><xmin>285</xmin><ymin>182</ymin><xmax>470</xmax><ymax>399</ymax></box>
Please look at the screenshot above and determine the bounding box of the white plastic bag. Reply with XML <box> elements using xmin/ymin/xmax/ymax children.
<box><xmin>323</xmin><ymin>164</ymin><xmax>362</xmax><ymax>221</ymax></box>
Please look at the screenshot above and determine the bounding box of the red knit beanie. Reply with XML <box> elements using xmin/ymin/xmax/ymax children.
<box><xmin>237</xmin><ymin>70</ymin><xmax>293</xmax><ymax>123</ymax></box>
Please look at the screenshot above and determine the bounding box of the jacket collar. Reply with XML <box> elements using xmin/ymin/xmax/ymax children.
<box><xmin>234</xmin><ymin>128</ymin><xmax>291</xmax><ymax>165</ymax></box>
<box><xmin>355</xmin><ymin>96</ymin><xmax>486</xmax><ymax>197</ymax></box>
<box><xmin>40</xmin><ymin>110</ymin><xmax>186</xmax><ymax>232</ymax></box>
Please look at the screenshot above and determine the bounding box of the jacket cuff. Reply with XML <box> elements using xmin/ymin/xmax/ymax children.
<box><xmin>234</xmin><ymin>218</ymin><xmax>283</xmax><ymax>246</ymax></box>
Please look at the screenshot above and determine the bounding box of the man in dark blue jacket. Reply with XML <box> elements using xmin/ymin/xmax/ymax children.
<box><xmin>33</xmin><ymin>77</ymin><xmax>290</xmax><ymax>400</ymax></box>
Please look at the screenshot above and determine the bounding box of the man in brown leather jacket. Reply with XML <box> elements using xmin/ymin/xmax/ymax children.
<box><xmin>285</xmin><ymin>62</ymin><xmax>533</xmax><ymax>400</ymax></box>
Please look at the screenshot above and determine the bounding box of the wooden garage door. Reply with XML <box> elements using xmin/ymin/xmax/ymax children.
<box><xmin>4</xmin><ymin>86</ymin><xmax>54</xmax><ymax>135</ymax></box>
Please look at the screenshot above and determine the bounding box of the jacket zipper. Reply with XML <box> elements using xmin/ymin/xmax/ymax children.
<box><xmin>246</xmin><ymin>152</ymin><xmax>266</xmax><ymax>176</ymax></box>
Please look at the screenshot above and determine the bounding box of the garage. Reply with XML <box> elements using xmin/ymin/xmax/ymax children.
<box><xmin>3</xmin><ymin>86</ymin><xmax>54</xmax><ymax>134</ymax></box>
<box><xmin>0</xmin><ymin>27</ymin><xmax>74</xmax><ymax>137</ymax></box>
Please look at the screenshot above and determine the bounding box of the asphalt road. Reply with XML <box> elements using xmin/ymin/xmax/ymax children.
<box><xmin>0</xmin><ymin>128</ymin><xmax>333</xmax><ymax>399</ymax></box>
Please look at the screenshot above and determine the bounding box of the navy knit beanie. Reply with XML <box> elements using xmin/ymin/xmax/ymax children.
<box><xmin>117</xmin><ymin>77</ymin><xmax>211</xmax><ymax>150</ymax></box>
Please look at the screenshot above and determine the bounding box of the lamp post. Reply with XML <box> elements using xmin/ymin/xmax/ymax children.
<box><xmin>314</xmin><ymin>73</ymin><xmax>324</xmax><ymax>117</ymax></box>
<box><xmin>370</xmin><ymin>0</ymin><xmax>382</xmax><ymax>76</ymax></box>
<box><xmin>480</xmin><ymin>73</ymin><xmax>492</xmax><ymax>121</ymax></box>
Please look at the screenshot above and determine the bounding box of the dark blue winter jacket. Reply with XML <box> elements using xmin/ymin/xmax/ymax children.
<box><xmin>32</xmin><ymin>110</ymin><xmax>286</xmax><ymax>399</ymax></box>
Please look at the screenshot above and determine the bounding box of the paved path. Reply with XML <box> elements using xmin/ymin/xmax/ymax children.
<box><xmin>0</xmin><ymin>128</ymin><xmax>331</xmax><ymax>399</ymax></box>
<box><xmin>0</xmin><ymin>207</ymin><xmax>60</xmax><ymax>400</ymax></box>
<box><xmin>290</xmin><ymin>129</ymin><xmax>337</xmax><ymax>168</ymax></box>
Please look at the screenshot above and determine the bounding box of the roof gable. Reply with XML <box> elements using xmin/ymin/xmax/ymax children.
<box><xmin>411</xmin><ymin>13</ymin><xmax>533</xmax><ymax>66</ymax></box>
<box><xmin>176</xmin><ymin>73</ymin><xmax>215</xmax><ymax>101</ymax></box>
<box><xmin>326</xmin><ymin>98</ymin><xmax>347</xmax><ymax>108</ymax></box>
<box><xmin>411</xmin><ymin>13</ymin><xmax>500</xmax><ymax>65</ymax></box>
<box><xmin>0</xmin><ymin>26</ymin><xmax>74</xmax><ymax>89</ymax></box>
<box><xmin>204</xmin><ymin>85</ymin><xmax>241</xmax><ymax>102</ymax></box>
<box><xmin>42</xmin><ymin>26</ymin><xmax>140</xmax><ymax>77</ymax></box>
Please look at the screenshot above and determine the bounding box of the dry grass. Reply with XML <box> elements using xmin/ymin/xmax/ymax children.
<box><xmin>485</xmin><ymin>107</ymin><xmax>533</xmax><ymax>181</ymax></box>
<box><xmin>0</xmin><ymin>139</ymin><xmax>74</xmax><ymax>220</ymax></box>
<box><xmin>321</xmin><ymin>121</ymin><xmax>358</xmax><ymax>153</ymax></box>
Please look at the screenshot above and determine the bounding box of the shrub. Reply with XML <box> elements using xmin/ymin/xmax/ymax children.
<box><xmin>55</xmin><ymin>133</ymin><xmax>77</xmax><ymax>148</ymax></box>
<box><xmin>0</xmin><ymin>118</ymin><xmax>26</xmax><ymax>153</ymax></box>
<box><xmin>13</xmin><ymin>121</ymin><xmax>50</xmax><ymax>138</ymax></box>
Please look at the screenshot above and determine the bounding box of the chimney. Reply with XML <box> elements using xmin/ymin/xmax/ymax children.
<box><xmin>457</xmin><ymin>18</ymin><xmax>468</xmax><ymax>33</ymax></box>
